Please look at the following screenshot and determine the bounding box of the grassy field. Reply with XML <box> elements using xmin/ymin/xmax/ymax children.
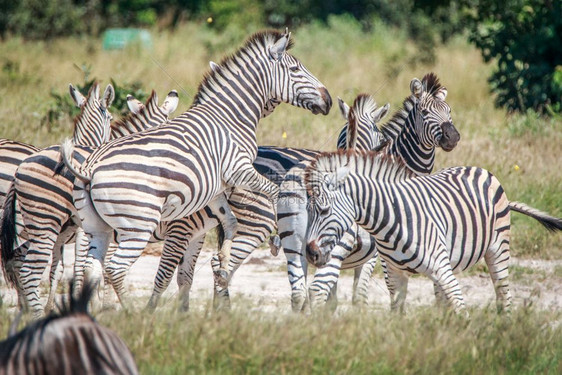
<box><xmin>0</xmin><ymin>17</ymin><xmax>561</xmax><ymax>374</ymax></box>
<box><xmin>0</xmin><ymin>17</ymin><xmax>559</xmax><ymax>258</ymax></box>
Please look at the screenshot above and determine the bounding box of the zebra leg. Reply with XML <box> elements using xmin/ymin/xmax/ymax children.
<box><xmin>352</xmin><ymin>253</ymin><xmax>378</xmax><ymax>307</ymax></box>
<box><xmin>224</xmin><ymin>164</ymin><xmax>280</xmax><ymax>205</ymax></box>
<box><xmin>484</xmin><ymin>230</ymin><xmax>512</xmax><ymax>312</ymax></box>
<box><xmin>309</xmin><ymin>230</ymin><xmax>355</xmax><ymax>310</ymax></box>
<box><xmin>433</xmin><ymin>283</ymin><xmax>448</xmax><ymax>308</ymax></box>
<box><xmin>384</xmin><ymin>266</ymin><xmax>410</xmax><ymax>313</ymax></box>
<box><xmin>211</xmin><ymin>190</ymin><xmax>276</xmax><ymax>311</ymax></box>
<box><xmin>278</xmin><ymin>172</ymin><xmax>309</xmax><ymax>312</ymax></box>
<box><xmin>425</xmin><ymin>253</ymin><xmax>466</xmax><ymax>313</ymax></box>
<box><xmin>73</xmin><ymin>228</ymin><xmax>88</xmax><ymax>294</ymax></box>
<box><xmin>45</xmin><ymin>227</ymin><xmax>76</xmax><ymax>314</ymax></box>
<box><xmin>44</xmin><ymin>244</ymin><xmax>64</xmax><ymax>314</ymax></box>
<box><xmin>207</xmin><ymin>193</ymin><xmax>238</xmax><ymax>287</ymax></box>
<box><xmin>101</xmin><ymin>242</ymin><xmax>119</xmax><ymax>309</ymax></box>
<box><xmin>175</xmin><ymin>236</ymin><xmax>206</xmax><ymax>312</ymax></box>
<box><xmin>83</xmin><ymin>230</ymin><xmax>113</xmax><ymax>312</ymax></box>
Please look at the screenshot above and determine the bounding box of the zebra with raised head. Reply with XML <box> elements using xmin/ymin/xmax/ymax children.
<box><xmin>279</xmin><ymin>73</ymin><xmax>460</xmax><ymax>311</ymax></box>
<box><xmin>0</xmin><ymin>280</ymin><xmax>138</xmax><ymax>375</ymax></box>
<box><xmin>60</xmin><ymin>29</ymin><xmax>331</xmax><ymax>301</ymax></box>
<box><xmin>304</xmin><ymin>150</ymin><xmax>562</xmax><ymax>312</ymax></box>
<box><xmin>0</xmin><ymin>89</ymin><xmax>179</xmax><ymax>315</ymax></box>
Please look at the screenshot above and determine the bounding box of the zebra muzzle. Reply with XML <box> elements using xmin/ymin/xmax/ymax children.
<box><xmin>306</xmin><ymin>240</ymin><xmax>331</xmax><ymax>267</ymax></box>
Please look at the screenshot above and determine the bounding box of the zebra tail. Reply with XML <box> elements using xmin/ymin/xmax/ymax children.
<box><xmin>60</xmin><ymin>138</ymin><xmax>91</xmax><ymax>183</ymax></box>
<box><xmin>509</xmin><ymin>201</ymin><xmax>562</xmax><ymax>232</ymax></box>
<box><xmin>216</xmin><ymin>224</ymin><xmax>225</xmax><ymax>252</ymax></box>
<box><xmin>1</xmin><ymin>182</ymin><xmax>19</xmax><ymax>288</ymax></box>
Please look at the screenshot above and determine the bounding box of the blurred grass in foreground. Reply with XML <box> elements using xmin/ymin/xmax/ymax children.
<box><xmin>3</xmin><ymin>304</ymin><xmax>560</xmax><ymax>374</ymax></box>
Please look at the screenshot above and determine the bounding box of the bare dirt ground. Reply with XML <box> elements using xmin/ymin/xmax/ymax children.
<box><xmin>2</xmin><ymin>244</ymin><xmax>562</xmax><ymax>314</ymax></box>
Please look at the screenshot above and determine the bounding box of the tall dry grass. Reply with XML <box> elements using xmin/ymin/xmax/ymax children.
<box><xmin>0</xmin><ymin>16</ymin><xmax>560</xmax><ymax>257</ymax></box>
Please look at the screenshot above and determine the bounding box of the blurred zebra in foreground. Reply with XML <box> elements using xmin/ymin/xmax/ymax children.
<box><xmin>305</xmin><ymin>151</ymin><xmax>562</xmax><ymax>313</ymax></box>
<box><xmin>0</xmin><ymin>281</ymin><xmax>138</xmax><ymax>375</ymax></box>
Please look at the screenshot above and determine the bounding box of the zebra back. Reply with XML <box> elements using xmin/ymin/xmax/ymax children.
<box><xmin>72</xmin><ymin>83</ymin><xmax>114</xmax><ymax>147</ymax></box>
<box><xmin>0</xmin><ymin>281</ymin><xmax>138</xmax><ymax>375</ymax></box>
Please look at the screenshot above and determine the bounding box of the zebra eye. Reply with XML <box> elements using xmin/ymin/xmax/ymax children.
<box><xmin>421</xmin><ymin>109</ymin><xmax>429</xmax><ymax>116</ymax></box>
<box><xmin>289</xmin><ymin>65</ymin><xmax>299</xmax><ymax>72</ymax></box>
<box><xmin>319</xmin><ymin>205</ymin><xmax>330</xmax><ymax>216</ymax></box>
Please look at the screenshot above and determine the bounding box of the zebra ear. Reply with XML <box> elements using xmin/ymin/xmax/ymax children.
<box><xmin>126</xmin><ymin>94</ymin><xmax>145</xmax><ymax>114</ymax></box>
<box><xmin>161</xmin><ymin>90</ymin><xmax>179</xmax><ymax>115</ymax></box>
<box><xmin>209</xmin><ymin>61</ymin><xmax>220</xmax><ymax>72</ymax></box>
<box><xmin>338</xmin><ymin>97</ymin><xmax>350</xmax><ymax>120</ymax></box>
<box><xmin>102</xmin><ymin>84</ymin><xmax>115</xmax><ymax>109</ymax></box>
<box><xmin>373</xmin><ymin>103</ymin><xmax>390</xmax><ymax>123</ymax></box>
<box><xmin>269</xmin><ymin>31</ymin><xmax>291</xmax><ymax>61</ymax></box>
<box><xmin>434</xmin><ymin>86</ymin><xmax>448</xmax><ymax>101</ymax></box>
<box><xmin>69</xmin><ymin>84</ymin><xmax>86</xmax><ymax>108</ymax></box>
<box><xmin>410</xmin><ymin>78</ymin><xmax>423</xmax><ymax>99</ymax></box>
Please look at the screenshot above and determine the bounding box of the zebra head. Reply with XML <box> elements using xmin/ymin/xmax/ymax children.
<box><xmin>268</xmin><ymin>29</ymin><xmax>332</xmax><ymax>116</ymax></box>
<box><xmin>337</xmin><ymin>94</ymin><xmax>390</xmax><ymax>151</ymax></box>
<box><xmin>71</xmin><ymin>82</ymin><xmax>114</xmax><ymax>147</ymax></box>
<box><xmin>304</xmin><ymin>154</ymin><xmax>356</xmax><ymax>267</ymax></box>
<box><xmin>411</xmin><ymin>73</ymin><xmax>460</xmax><ymax>152</ymax></box>
<box><xmin>210</xmin><ymin>60</ymin><xmax>280</xmax><ymax>118</ymax></box>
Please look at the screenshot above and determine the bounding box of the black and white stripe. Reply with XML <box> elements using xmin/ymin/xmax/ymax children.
<box><xmin>60</xmin><ymin>29</ymin><xmax>331</xmax><ymax>303</ymax></box>
<box><xmin>0</xmin><ymin>89</ymin><xmax>178</xmax><ymax>316</ymax></box>
<box><xmin>305</xmin><ymin>151</ymin><xmax>562</xmax><ymax>312</ymax></box>
<box><xmin>0</xmin><ymin>280</ymin><xmax>138</xmax><ymax>374</ymax></box>
<box><xmin>280</xmin><ymin>73</ymin><xmax>460</xmax><ymax>311</ymax></box>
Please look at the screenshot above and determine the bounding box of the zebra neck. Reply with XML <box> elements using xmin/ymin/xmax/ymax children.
<box><xmin>351</xmin><ymin>176</ymin><xmax>399</xmax><ymax>237</ymax></box>
<box><xmin>387</xmin><ymin>121</ymin><xmax>434</xmax><ymax>176</ymax></box>
<box><xmin>72</xmin><ymin>119</ymin><xmax>105</xmax><ymax>147</ymax></box>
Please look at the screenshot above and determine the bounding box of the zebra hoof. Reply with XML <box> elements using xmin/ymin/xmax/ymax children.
<box><xmin>269</xmin><ymin>235</ymin><xmax>282</xmax><ymax>256</ymax></box>
<box><xmin>214</xmin><ymin>270</ymin><xmax>229</xmax><ymax>288</ymax></box>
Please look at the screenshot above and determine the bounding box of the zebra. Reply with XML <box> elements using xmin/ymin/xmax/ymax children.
<box><xmin>142</xmin><ymin>94</ymin><xmax>388</xmax><ymax>312</ymax></box>
<box><xmin>0</xmin><ymin>280</ymin><xmax>138</xmax><ymax>375</ymax></box>
<box><xmin>279</xmin><ymin>73</ymin><xmax>460</xmax><ymax>311</ymax></box>
<box><xmin>0</xmin><ymin>83</ymin><xmax>94</xmax><ymax>209</ymax></box>
<box><xmin>304</xmin><ymin>150</ymin><xmax>562</xmax><ymax>312</ymax></box>
<box><xmin>0</xmin><ymin>89</ymin><xmax>178</xmax><ymax>315</ymax></box>
<box><xmin>60</xmin><ymin>29</ymin><xmax>331</xmax><ymax>304</ymax></box>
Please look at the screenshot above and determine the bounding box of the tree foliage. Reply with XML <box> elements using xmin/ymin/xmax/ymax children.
<box><xmin>467</xmin><ymin>0</ymin><xmax>562</xmax><ymax>114</ymax></box>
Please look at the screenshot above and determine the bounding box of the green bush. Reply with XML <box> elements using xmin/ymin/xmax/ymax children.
<box><xmin>467</xmin><ymin>0</ymin><xmax>562</xmax><ymax>114</ymax></box>
<box><xmin>43</xmin><ymin>64</ymin><xmax>149</xmax><ymax>129</ymax></box>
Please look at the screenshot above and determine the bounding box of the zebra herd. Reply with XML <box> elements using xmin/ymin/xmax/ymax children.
<box><xmin>0</xmin><ymin>28</ymin><xmax>562</xmax><ymax>370</ymax></box>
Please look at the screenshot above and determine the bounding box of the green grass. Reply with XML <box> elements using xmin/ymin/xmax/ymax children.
<box><xmin>3</xmin><ymin>304</ymin><xmax>560</xmax><ymax>374</ymax></box>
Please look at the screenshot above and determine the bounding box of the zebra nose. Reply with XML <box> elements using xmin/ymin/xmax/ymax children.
<box><xmin>306</xmin><ymin>240</ymin><xmax>322</xmax><ymax>265</ymax></box>
<box><xmin>318</xmin><ymin>87</ymin><xmax>332</xmax><ymax>115</ymax></box>
<box><xmin>440</xmin><ymin>122</ymin><xmax>460</xmax><ymax>151</ymax></box>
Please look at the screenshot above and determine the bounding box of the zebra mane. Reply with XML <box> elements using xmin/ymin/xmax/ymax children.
<box><xmin>305</xmin><ymin>150</ymin><xmax>415</xmax><ymax>197</ymax></box>
<box><xmin>191</xmin><ymin>29</ymin><xmax>294</xmax><ymax>107</ymax></box>
<box><xmin>346</xmin><ymin>93</ymin><xmax>376</xmax><ymax>149</ymax></box>
<box><xmin>110</xmin><ymin>90</ymin><xmax>160</xmax><ymax>133</ymax></box>
<box><xmin>422</xmin><ymin>72</ymin><xmax>443</xmax><ymax>96</ymax></box>
<box><xmin>72</xmin><ymin>82</ymin><xmax>100</xmax><ymax>133</ymax></box>
<box><xmin>378</xmin><ymin>72</ymin><xmax>442</xmax><ymax>144</ymax></box>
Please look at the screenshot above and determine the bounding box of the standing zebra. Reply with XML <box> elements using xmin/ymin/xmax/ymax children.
<box><xmin>143</xmin><ymin>95</ymin><xmax>387</xmax><ymax>311</ymax></box>
<box><xmin>279</xmin><ymin>73</ymin><xmax>460</xmax><ymax>311</ymax></box>
<box><xmin>61</xmin><ymin>29</ymin><xmax>331</xmax><ymax>300</ymax></box>
<box><xmin>0</xmin><ymin>280</ymin><xmax>138</xmax><ymax>375</ymax></box>
<box><xmin>304</xmin><ymin>151</ymin><xmax>562</xmax><ymax>312</ymax></box>
<box><xmin>0</xmin><ymin>89</ymin><xmax>178</xmax><ymax>315</ymax></box>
